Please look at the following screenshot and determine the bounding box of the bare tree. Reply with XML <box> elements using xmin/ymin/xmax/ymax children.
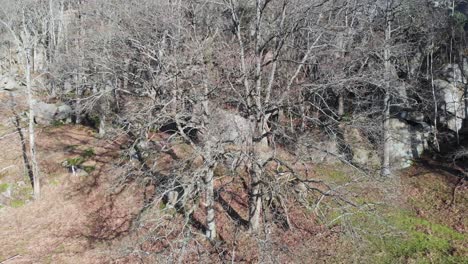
<box><xmin>0</xmin><ymin>0</ymin><xmax>46</xmax><ymax>199</ymax></box>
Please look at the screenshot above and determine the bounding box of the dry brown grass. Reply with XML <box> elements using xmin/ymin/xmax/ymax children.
<box><xmin>0</xmin><ymin>122</ymin><xmax>144</xmax><ymax>263</ymax></box>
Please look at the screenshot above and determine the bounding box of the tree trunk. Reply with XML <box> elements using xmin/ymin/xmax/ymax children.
<box><xmin>338</xmin><ymin>93</ymin><xmax>345</xmax><ymax>117</ymax></box>
<box><xmin>204</xmin><ymin>165</ymin><xmax>216</xmax><ymax>240</ymax></box>
<box><xmin>249</xmin><ymin>162</ymin><xmax>262</xmax><ymax>232</ymax></box>
<box><xmin>381</xmin><ymin>92</ymin><xmax>391</xmax><ymax>177</ymax></box>
<box><xmin>381</xmin><ymin>12</ymin><xmax>392</xmax><ymax>177</ymax></box>
<box><xmin>464</xmin><ymin>83</ymin><xmax>468</xmax><ymax>129</ymax></box>
<box><xmin>75</xmin><ymin>0</ymin><xmax>84</xmax><ymax>124</ymax></box>
<box><xmin>430</xmin><ymin>49</ymin><xmax>440</xmax><ymax>151</ymax></box>
<box><xmin>99</xmin><ymin>114</ymin><xmax>106</xmax><ymax>137</ymax></box>
<box><xmin>26</xmin><ymin>48</ymin><xmax>40</xmax><ymax>199</ymax></box>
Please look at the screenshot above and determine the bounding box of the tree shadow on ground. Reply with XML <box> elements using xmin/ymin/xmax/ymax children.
<box><xmin>215</xmin><ymin>189</ymin><xmax>249</xmax><ymax>227</ymax></box>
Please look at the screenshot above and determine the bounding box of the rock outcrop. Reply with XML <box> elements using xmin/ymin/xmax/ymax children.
<box><xmin>434</xmin><ymin>62</ymin><xmax>468</xmax><ymax>133</ymax></box>
<box><xmin>435</xmin><ymin>79</ymin><xmax>466</xmax><ymax>132</ymax></box>
<box><xmin>343</xmin><ymin>127</ymin><xmax>380</xmax><ymax>167</ymax></box>
<box><xmin>387</xmin><ymin>118</ymin><xmax>430</xmax><ymax>169</ymax></box>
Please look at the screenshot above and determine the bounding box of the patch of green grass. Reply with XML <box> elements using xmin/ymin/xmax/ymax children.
<box><xmin>51</xmin><ymin>120</ymin><xmax>65</xmax><ymax>127</ymax></box>
<box><xmin>11</xmin><ymin>199</ymin><xmax>25</xmax><ymax>208</ymax></box>
<box><xmin>330</xmin><ymin>205</ymin><xmax>467</xmax><ymax>264</ymax></box>
<box><xmin>351</xmin><ymin>208</ymin><xmax>468</xmax><ymax>263</ymax></box>
<box><xmin>368</xmin><ymin>211</ymin><xmax>466</xmax><ymax>263</ymax></box>
<box><xmin>315</xmin><ymin>165</ymin><xmax>350</xmax><ymax>184</ymax></box>
<box><xmin>0</xmin><ymin>183</ymin><xmax>9</xmax><ymax>193</ymax></box>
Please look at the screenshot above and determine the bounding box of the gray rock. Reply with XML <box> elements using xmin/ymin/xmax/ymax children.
<box><xmin>434</xmin><ymin>79</ymin><xmax>465</xmax><ymax>132</ymax></box>
<box><xmin>197</xmin><ymin>109</ymin><xmax>255</xmax><ymax>167</ymax></box>
<box><xmin>296</xmin><ymin>132</ymin><xmax>341</xmax><ymax>164</ymax></box>
<box><xmin>33</xmin><ymin>101</ymin><xmax>73</xmax><ymax>125</ymax></box>
<box><xmin>388</xmin><ymin>118</ymin><xmax>429</xmax><ymax>169</ymax></box>
<box><xmin>343</xmin><ymin>127</ymin><xmax>380</xmax><ymax>167</ymax></box>
<box><xmin>0</xmin><ymin>75</ymin><xmax>20</xmax><ymax>91</ymax></box>
<box><xmin>56</xmin><ymin>104</ymin><xmax>72</xmax><ymax>123</ymax></box>
<box><xmin>442</xmin><ymin>64</ymin><xmax>465</xmax><ymax>83</ymax></box>
<box><xmin>33</xmin><ymin>101</ymin><xmax>58</xmax><ymax>125</ymax></box>
<box><xmin>74</xmin><ymin>168</ymin><xmax>89</xmax><ymax>177</ymax></box>
<box><xmin>205</xmin><ymin>109</ymin><xmax>253</xmax><ymax>145</ymax></box>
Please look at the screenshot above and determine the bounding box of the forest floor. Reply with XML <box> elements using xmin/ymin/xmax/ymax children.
<box><xmin>0</xmin><ymin>91</ymin><xmax>466</xmax><ymax>263</ymax></box>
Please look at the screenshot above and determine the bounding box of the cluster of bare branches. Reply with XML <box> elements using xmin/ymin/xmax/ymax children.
<box><xmin>1</xmin><ymin>0</ymin><xmax>467</xmax><ymax>260</ymax></box>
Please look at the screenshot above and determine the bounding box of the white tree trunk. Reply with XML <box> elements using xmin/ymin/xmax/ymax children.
<box><xmin>248</xmin><ymin>162</ymin><xmax>262</xmax><ymax>232</ymax></box>
<box><xmin>381</xmin><ymin>92</ymin><xmax>391</xmax><ymax>177</ymax></box>
<box><xmin>99</xmin><ymin>114</ymin><xmax>106</xmax><ymax>137</ymax></box>
<box><xmin>204</xmin><ymin>165</ymin><xmax>216</xmax><ymax>240</ymax></box>
<box><xmin>26</xmin><ymin>48</ymin><xmax>40</xmax><ymax>199</ymax></box>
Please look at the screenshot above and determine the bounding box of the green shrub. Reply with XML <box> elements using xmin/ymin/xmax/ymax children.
<box><xmin>64</xmin><ymin>157</ymin><xmax>85</xmax><ymax>167</ymax></box>
<box><xmin>82</xmin><ymin>148</ymin><xmax>95</xmax><ymax>159</ymax></box>
<box><xmin>83</xmin><ymin>166</ymin><xmax>96</xmax><ymax>173</ymax></box>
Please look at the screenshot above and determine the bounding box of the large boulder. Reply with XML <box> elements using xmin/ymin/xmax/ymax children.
<box><xmin>204</xmin><ymin>109</ymin><xmax>253</xmax><ymax>145</ymax></box>
<box><xmin>434</xmin><ymin>79</ymin><xmax>465</xmax><ymax>132</ymax></box>
<box><xmin>388</xmin><ymin>118</ymin><xmax>429</xmax><ymax>169</ymax></box>
<box><xmin>0</xmin><ymin>75</ymin><xmax>21</xmax><ymax>91</ymax></box>
<box><xmin>33</xmin><ymin>101</ymin><xmax>72</xmax><ymax>125</ymax></box>
<box><xmin>56</xmin><ymin>104</ymin><xmax>73</xmax><ymax>120</ymax></box>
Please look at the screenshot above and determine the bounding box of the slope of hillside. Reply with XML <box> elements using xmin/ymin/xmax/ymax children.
<box><xmin>0</xmin><ymin>91</ymin><xmax>466</xmax><ymax>263</ymax></box>
<box><xmin>0</xmin><ymin>129</ymin><xmax>466</xmax><ymax>263</ymax></box>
